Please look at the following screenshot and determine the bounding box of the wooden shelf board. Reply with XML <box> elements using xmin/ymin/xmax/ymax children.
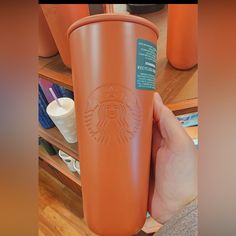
<box><xmin>166</xmin><ymin>98</ymin><xmax>198</xmax><ymax>116</ymax></box>
<box><xmin>39</xmin><ymin>145</ymin><xmax>81</xmax><ymax>187</ymax></box>
<box><xmin>38</xmin><ymin>54</ymin><xmax>73</xmax><ymax>91</ymax></box>
<box><xmin>39</xmin><ymin>124</ymin><xmax>79</xmax><ymax>161</ymax></box>
<box><xmin>38</xmin><ymin>55</ymin><xmax>55</xmax><ymax>70</ymax></box>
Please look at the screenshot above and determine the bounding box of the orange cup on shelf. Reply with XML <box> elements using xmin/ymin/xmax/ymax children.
<box><xmin>167</xmin><ymin>4</ymin><xmax>198</xmax><ymax>70</ymax></box>
<box><xmin>68</xmin><ymin>14</ymin><xmax>158</xmax><ymax>236</ymax></box>
<box><xmin>38</xmin><ymin>6</ymin><xmax>58</xmax><ymax>57</ymax></box>
<box><xmin>40</xmin><ymin>4</ymin><xmax>89</xmax><ymax>68</ymax></box>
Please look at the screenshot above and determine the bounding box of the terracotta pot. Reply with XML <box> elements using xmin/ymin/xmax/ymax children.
<box><xmin>167</xmin><ymin>4</ymin><xmax>198</xmax><ymax>70</ymax></box>
<box><xmin>68</xmin><ymin>14</ymin><xmax>158</xmax><ymax>236</ymax></box>
<box><xmin>40</xmin><ymin>4</ymin><xmax>89</xmax><ymax>68</ymax></box>
<box><xmin>38</xmin><ymin>6</ymin><xmax>58</xmax><ymax>57</ymax></box>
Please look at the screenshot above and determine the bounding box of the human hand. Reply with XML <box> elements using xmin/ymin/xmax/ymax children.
<box><xmin>148</xmin><ymin>93</ymin><xmax>197</xmax><ymax>224</ymax></box>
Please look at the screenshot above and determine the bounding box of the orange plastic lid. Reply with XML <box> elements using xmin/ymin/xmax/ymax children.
<box><xmin>68</xmin><ymin>13</ymin><xmax>159</xmax><ymax>39</ymax></box>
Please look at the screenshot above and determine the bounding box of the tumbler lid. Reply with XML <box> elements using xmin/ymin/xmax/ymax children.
<box><xmin>68</xmin><ymin>13</ymin><xmax>159</xmax><ymax>39</ymax></box>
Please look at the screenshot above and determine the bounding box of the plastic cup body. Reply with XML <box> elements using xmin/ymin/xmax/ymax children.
<box><xmin>69</xmin><ymin>14</ymin><xmax>158</xmax><ymax>236</ymax></box>
<box><xmin>46</xmin><ymin>98</ymin><xmax>77</xmax><ymax>143</ymax></box>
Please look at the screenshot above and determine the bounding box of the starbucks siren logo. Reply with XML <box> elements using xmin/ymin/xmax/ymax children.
<box><xmin>84</xmin><ymin>85</ymin><xmax>141</xmax><ymax>144</ymax></box>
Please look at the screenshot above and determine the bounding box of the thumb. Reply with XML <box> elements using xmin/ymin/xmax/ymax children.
<box><xmin>153</xmin><ymin>93</ymin><xmax>191</xmax><ymax>146</ymax></box>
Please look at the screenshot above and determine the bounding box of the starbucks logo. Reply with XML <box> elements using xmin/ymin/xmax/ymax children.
<box><xmin>84</xmin><ymin>85</ymin><xmax>141</xmax><ymax>144</ymax></box>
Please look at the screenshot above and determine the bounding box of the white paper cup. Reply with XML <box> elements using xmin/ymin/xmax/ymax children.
<box><xmin>46</xmin><ymin>97</ymin><xmax>77</xmax><ymax>143</ymax></box>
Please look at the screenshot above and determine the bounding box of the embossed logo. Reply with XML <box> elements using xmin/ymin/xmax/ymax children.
<box><xmin>84</xmin><ymin>85</ymin><xmax>141</xmax><ymax>144</ymax></box>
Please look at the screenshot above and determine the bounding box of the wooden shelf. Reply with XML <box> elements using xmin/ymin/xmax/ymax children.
<box><xmin>39</xmin><ymin>145</ymin><xmax>81</xmax><ymax>187</ymax></box>
<box><xmin>166</xmin><ymin>98</ymin><xmax>198</xmax><ymax>116</ymax></box>
<box><xmin>39</xmin><ymin>124</ymin><xmax>79</xmax><ymax>161</ymax></box>
<box><xmin>38</xmin><ymin>54</ymin><xmax>73</xmax><ymax>91</ymax></box>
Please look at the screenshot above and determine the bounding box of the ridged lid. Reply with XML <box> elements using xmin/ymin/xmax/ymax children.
<box><xmin>68</xmin><ymin>13</ymin><xmax>159</xmax><ymax>39</ymax></box>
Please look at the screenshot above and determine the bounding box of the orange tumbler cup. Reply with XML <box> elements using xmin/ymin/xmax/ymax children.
<box><xmin>167</xmin><ymin>4</ymin><xmax>198</xmax><ymax>70</ymax></box>
<box><xmin>38</xmin><ymin>6</ymin><xmax>58</xmax><ymax>57</ymax></box>
<box><xmin>40</xmin><ymin>4</ymin><xmax>89</xmax><ymax>68</ymax></box>
<box><xmin>68</xmin><ymin>14</ymin><xmax>158</xmax><ymax>236</ymax></box>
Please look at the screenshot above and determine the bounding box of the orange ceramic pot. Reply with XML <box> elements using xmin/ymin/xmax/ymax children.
<box><xmin>167</xmin><ymin>4</ymin><xmax>198</xmax><ymax>70</ymax></box>
<box><xmin>40</xmin><ymin>4</ymin><xmax>89</xmax><ymax>68</ymax></box>
<box><xmin>38</xmin><ymin>6</ymin><xmax>58</xmax><ymax>57</ymax></box>
<box><xmin>68</xmin><ymin>14</ymin><xmax>158</xmax><ymax>236</ymax></box>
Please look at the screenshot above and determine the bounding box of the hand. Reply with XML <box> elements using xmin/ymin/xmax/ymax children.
<box><xmin>148</xmin><ymin>93</ymin><xmax>197</xmax><ymax>224</ymax></box>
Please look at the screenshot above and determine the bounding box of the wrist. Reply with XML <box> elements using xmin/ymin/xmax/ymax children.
<box><xmin>150</xmin><ymin>192</ymin><xmax>197</xmax><ymax>224</ymax></box>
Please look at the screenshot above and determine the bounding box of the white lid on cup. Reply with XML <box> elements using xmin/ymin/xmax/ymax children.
<box><xmin>46</xmin><ymin>97</ymin><xmax>75</xmax><ymax>118</ymax></box>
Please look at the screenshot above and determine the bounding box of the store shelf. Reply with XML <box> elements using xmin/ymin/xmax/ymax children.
<box><xmin>39</xmin><ymin>124</ymin><xmax>79</xmax><ymax>161</ymax></box>
<box><xmin>38</xmin><ymin>54</ymin><xmax>73</xmax><ymax>91</ymax></box>
<box><xmin>166</xmin><ymin>98</ymin><xmax>198</xmax><ymax>116</ymax></box>
<box><xmin>39</xmin><ymin>145</ymin><xmax>81</xmax><ymax>187</ymax></box>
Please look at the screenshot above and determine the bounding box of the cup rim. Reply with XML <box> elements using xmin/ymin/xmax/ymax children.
<box><xmin>46</xmin><ymin>97</ymin><xmax>74</xmax><ymax>118</ymax></box>
<box><xmin>68</xmin><ymin>13</ymin><xmax>159</xmax><ymax>39</ymax></box>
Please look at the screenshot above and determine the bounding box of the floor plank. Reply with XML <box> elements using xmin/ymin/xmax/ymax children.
<box><xmin>39</xmin><ymin>168</ymin><xmax>96</xmax><ymax>236</ymax></box>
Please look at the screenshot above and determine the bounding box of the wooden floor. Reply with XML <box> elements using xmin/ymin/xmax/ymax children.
<box><xmin>39</xmin><ymin>168</ymin><xmax>97</xmax><ymax>236</ymax></box>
